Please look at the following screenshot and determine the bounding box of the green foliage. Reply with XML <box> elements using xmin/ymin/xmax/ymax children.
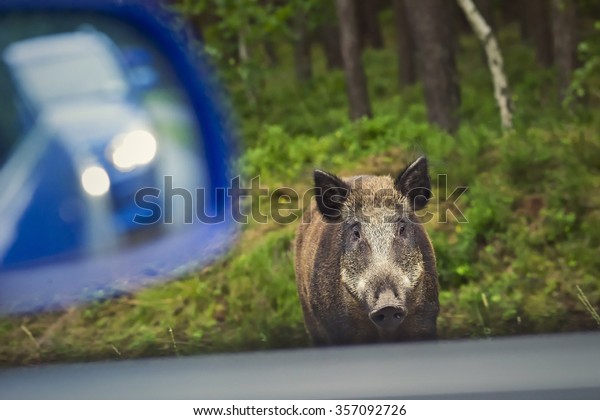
<box><xmin>171</xmin><ymin>0</ymin><xmax>327</xmax><ymax>114</ymax></box>
<box><xmin>566</xmin><ymin>20</ymin><xmax>600</xmax><ymax>107</ymax></box>
<box><xmin>171</xmin><ymin>0</ymin><xmax>295</xmax><ymax>112</ymax></box>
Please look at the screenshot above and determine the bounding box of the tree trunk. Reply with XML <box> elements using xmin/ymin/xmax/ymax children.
<box><xmin>357</xmin><ymin>0</ymin><xmax>385</xmax><ymax>49</ymax></box>
<box><xmin>457</xmin><ymin>0</ymin><xmax>513</xmax><ymax>131</ymax></box>
<box><xmin>319</xmin><ymin>23</ymin><xmax>344</xmax><ymax>70</ymax></box>
<box><xmin>526</xmin><ymin>0</ymin><xmax>554</xmax><ymax>67</ymax></box>
<box><xmin>500</xmin><ymin>0</ymin><xmax>528</xmax><ymax>39</ymax></box>
<box><xmin>293</xmin><ymin>13</ymin><xmax>312</xmax><ymax>83</ymax></box>
<box><xmin>237</xmin><ymin>27</ymin><xmax>259</xmax><ymax>108</ymax></box>
<box><xmin>336</xmin><ymin>0</ymin><xmax>373</xmax><ymax>120</ymax></box>
<box><xmin>517</xmin><ymin>3</ymin><xmax>530</xmax><ymax>41</ymax></box>
<box><xmin>551</xmin><ymin>0</ymin><xmax>578</xmax><ymax>102</ymax></box>
<box><xmin>238</xmin><ymin>28</ymin><xmax>249</xmax><ymax>64</ymax></box>
<box><xmin>475</xmin><ymin>0</ymin><xmax>495</xmax><ymax>31</ymax></box>
<box><xmin>447</xmin><ymin>1</ymin><xmax>462</xmax><ymax>54</ymax></box>
<box><xmin>452</xmin><ymin>0</ymin><xmax>471</xmax><ymax>35</ymax></box>
<box><xmin>220</xmin><ymin>24</ymin><xmax>239</xmax><ymax>66</ymax></box>
<box><xmin>393</xmin><ymin>0</ymin><xmax>417</xmax><ymax>87</ymax></box>
<box><xmin>474</xmin><ymin>0</ymin><xmax>495</xmax><ymax>64</ymax></box>
<box><xmin>263</xmin><ymin>41</ymin><xmax>279</xmax><ymax>67</ymax></box>
<box><xmin>500</xmin><ymin>0</ymin><xmax>517</xmax><ymax>22</ymax></box>
<box><xmin>406</xmin><ymin>0</ymin><xmax>461</xmax><ymax>133</ymax></box>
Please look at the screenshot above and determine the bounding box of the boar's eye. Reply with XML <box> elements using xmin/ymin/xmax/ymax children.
<box><xmin>350</xmin><ymin>223</ymin><xmax>361</xmax><ymax>241</ymax></box>
<box><xmin>398</xmin><ymin>220</ymin><xmax>406</xmax><ymax>235</ymax></box>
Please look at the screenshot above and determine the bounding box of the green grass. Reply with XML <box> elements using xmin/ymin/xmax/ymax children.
<box><xmin>1</xmin><ymin>23</ymin><xmax>600</xmax><ymax>366</ymax></box>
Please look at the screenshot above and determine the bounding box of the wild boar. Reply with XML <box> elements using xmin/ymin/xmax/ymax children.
<box><xmin>294</xmin><ymin>156</ymin><xmax>439</xmax><ymax>345</ymax></box>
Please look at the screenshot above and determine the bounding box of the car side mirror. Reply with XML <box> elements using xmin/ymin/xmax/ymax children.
<box><xmin>0</xmin><ymin>0</ymin><xmax>238</xmax><ymax>314</ymax></box>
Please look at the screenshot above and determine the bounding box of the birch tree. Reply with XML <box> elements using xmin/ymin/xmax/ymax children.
<box><xmin>457</xmin><ymin>0</ymin><xmax>514</xmax><ymax>131</ymax></box>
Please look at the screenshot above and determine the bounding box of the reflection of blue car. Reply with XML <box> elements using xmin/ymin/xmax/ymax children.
<box><xmin>1</xmin><ymin>29</ymin><xmax>161</xmax><ymax>266</ymax></box>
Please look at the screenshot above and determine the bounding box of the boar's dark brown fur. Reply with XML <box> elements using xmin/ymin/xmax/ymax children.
<box><xmin>295</xmin><ymin>156</ymin><xmax>439</xmax><ymax>345</ymax></box>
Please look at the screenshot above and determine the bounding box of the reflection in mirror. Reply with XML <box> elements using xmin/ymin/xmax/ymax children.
<box><xmin>0</xmin><ymin>11</ymin><xmax>234</xmax><ymax>315</ymax></box>
<box><xmin>0</xmin><ymin>12</ymin><xmax>207</xmax><ymax>268</ymax></box>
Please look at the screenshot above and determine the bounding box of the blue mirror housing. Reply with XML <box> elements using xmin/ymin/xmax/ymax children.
<box><xmin>0</xmin><ymin>0</ymin><xmax>239</xmax><ymax>314</ymax></box>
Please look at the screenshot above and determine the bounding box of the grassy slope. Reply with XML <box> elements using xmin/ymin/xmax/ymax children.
<box><xmin>1</xmin><ymin>23</ymin><xmax>599</xmax><ymax>366</ymax></box>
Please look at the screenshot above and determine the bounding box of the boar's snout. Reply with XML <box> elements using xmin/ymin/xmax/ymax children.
<box><xmin>369</xmin><ymin>306</ymin><xmax>407</xmax><ymax>329</ymax></box>
<box><xmin>368</xmin><ymin>289</ymin><xmax>407</xmax><ymax>330</ymax></box>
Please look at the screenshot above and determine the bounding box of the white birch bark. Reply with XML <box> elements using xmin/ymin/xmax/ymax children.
<box><xmin>457</xmin><ymin>0</ymin><xmax>513</xmax><ymax>130</ymax></box>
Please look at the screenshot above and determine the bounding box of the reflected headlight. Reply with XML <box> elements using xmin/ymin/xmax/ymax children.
<box><xmin>81</xmin><ymin>166</ymin><xmax>110</xmax><ymax>196</ymax></box>
<box><xmin>109</xmin><ymin>129</ymin><xmax>157</xmax><ymax>171</ymax></box>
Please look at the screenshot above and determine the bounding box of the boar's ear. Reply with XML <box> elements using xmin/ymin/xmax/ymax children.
<box><xmin>314</xmin><ymin>169</ymin><xmax>350</xmax><ymax>221</ymax></box>
<box><xmin>394</xmin><ymin>156</ymin><xmax>431</xmax><ymax>211</ymax></box>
